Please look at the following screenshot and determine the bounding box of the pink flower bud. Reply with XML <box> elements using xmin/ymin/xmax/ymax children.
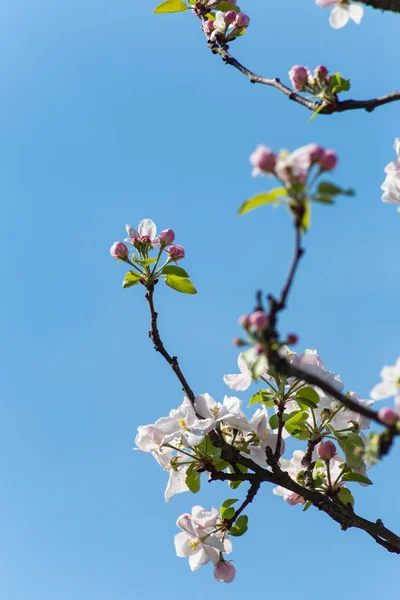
<box><xmin>238</xmin><ymin>314</ymin><xmax>249</xmax><ymax>327</ymax></box>
<box><xmin>234</xmin><ymin>12</ymin><xmax>250</xmax><ymax>28</ymax></box>
<box><xmin>317</xmin><ymin>440</ymin><xmax>336</xmax><ymax>461</ymax></box>
<box><xmin>233</xmin><ymin>337</ymin><xmax>246</xmax><ymax>347</ymax></box>
<box><xmin>255</xmin><ymin>343</ymin><xmax>264</xmax><ymax>355</ymax></box>
<box><xmin>224</xmin><ymin>10</ymin><xmax>237</xmax><ymax>24</ymax></box>
<box><xmin>214</xmin><ymin>560</ymin><xmax>236</xmax><ymax>583</ymax></box>
<box><xmin>110</xmin><ymin>241</ymin><xmax>129</xmax><ymax>260</ymax></box>
<box><xmin>320</xmin><ymin>149</ymin><xmax>338</xmax><ymax>171</ymax></box>
<box><xmin>168</xmin><ymin>244</ymin><xmax>185</xmax><ymax>261</ymax></box>
<box><xmin>250</xmin><ymin>145</ymin><xmax>277</xmax><ymax>175</ymax></box>
<box><xmin>285</xmin><ymin>493</ymin><xmax>305</xmax><ymax>506</ymax></box>
<box><xmin>288</xmin><ymin>65</ymin><xmax>310</xmax><ymax>91</ymax></box>
<box><xmin>248</xmin><ymin>310</ymin><xmax>269</xmax><ymax>330</ymax></box>
<box><xmin>158</xmin><ymin>228</ymin><xmax>175</xmax><ymax>246</ymax></box>
<box><xmin>308</xmin><ymin>143</ymin><xmax>325</xmax><ymax>164</ymax></box>
<box><xmin>287</xmin><ymin>333</ymin><xmax>299</xmax><ymax>345</ymax></box>
<box><xmin>203</xmin><ymin>19</ymin><xmax>214</xmax><ymax>34</ymax></box>
<box><xmin>378</xmin><ymin>407</ymin><xmax>399</xmax><ymax>426</ymax></box>
<box><xmin>314</xmin><ymin>65</ymin><xmax>329</xmax><ymax>79</ymax></box>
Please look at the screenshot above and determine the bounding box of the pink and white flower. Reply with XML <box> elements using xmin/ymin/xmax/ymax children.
<box><xmin>223</xmin><ymin>353</ymin><xmax>253</xmax><ymax>391</ymax></box>
<box><xmin>370</xmin><ymin>357</ymin><xmax>400</xmax><ymax>400</ymax></box>
<box><xmin>381</xmin><ymin>138</ymin><xmax>400</xmax><ymax>205</ymax></box>
<box><xmin>316</xmin><ymin>0</ymin><xmax>364</xmax><ymax>29</ymax></box>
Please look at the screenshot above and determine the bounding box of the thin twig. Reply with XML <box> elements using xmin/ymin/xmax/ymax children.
<box><xmin>207</xmin><ymin>43</ymin><xmax>400</xmax><ymax>116</ymax></box>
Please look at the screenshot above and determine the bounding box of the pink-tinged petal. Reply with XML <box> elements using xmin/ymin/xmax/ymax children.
<box><xmin>192</xmin><ymin>506</ymin><xmax>219</xmax><ymax>528</ymax></box>
<box><xmin>394</xmin><ymin>395</ymin><xmax>400</xmax><ymax>416</ymax></box>
<box><xmin>126</xmin><ymin>224</ymin><xmax>138</xmax><ymax>240</ymax></box>
<box><xmin>174</xmin><ymin>532</ymin><xmax>192</xmax><ymax>557</ymax></box>
<box><xmin>176</xmin><ymin>514</ymin><xmax>197</xmax><ymax>537</ymax></box>
<box><xmin>329</xmin><ymin>5</ymin><xmax>349</xmax><ymax>28</ymax></box>
<box><xmin>138</xmin><ymin>218</ymin><xmax>157</xmax><ymax>240</ymax></box>
<box><xmin>194</xmin><ymin>393</ymin><xmax>217</xmax><ymax>419</ymax></box>
<box><xmin>165</xmin><ymin>468</ymin><xmax>189</xmax><ymax>503</ymax></box>
<box><xmin>316</xmin><ymin>0</ymin><xmax>338</xmax><ymax>6</ymax></box>
<box><xmin>348</xmin><ymin>3</ymin><xmax>363</xmax><ymax>23</ymax></box>
<box><xmin>223</xmin><ymin>373</ymin><xmax>251</xmax><ymax>391</ymax></box>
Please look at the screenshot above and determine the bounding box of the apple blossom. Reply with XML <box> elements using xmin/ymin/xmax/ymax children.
<box><xmin>213</xmin><ymin>11</ymin><xmax>227</xmax><ymax>34</ymax></box>
<box><xmin>289</xmin><ymin>144</ymin><xmax>325</xmax><ymax>170</ymax></box>
<box><xmin>155</xmin><ymin>398</ymin><xmax>215</xmax><ymax>447</ymax></box>
<box><xmin>381</xmin><ymin>138</ymin><xmax>400</xmax><ymax>205</ymax></box>
<box><xmin>250</xmin><ymin>145</ymin><xmax>277</xmax><ymax>176</ymax></box>
<box><xmin>370</xmin><ymin>357</ymin><xmax>400</xmax><ymax>400</ymax></box>
<box><xmin>224</xmin><ymin>10</ymin><xmax>237</xmax><ymax>24</ymax></box>
<box><xmin>320</xmin><ymin>149</ymin><xmax>338</xmax><ymax>171</ymax></box>
<box><xmin>316</xmin><ymin>0</ymin><xmax>364</xmax><ymax>29</ymax></box>
<box><xmin>286</xmin><ymin>492</ymin><xmax>305</xmax><ymax>506</ymax></box>
<box><xmin>248</xmin><ymin>310</ymin><xmax>269</xmax><ymax>330</ymax></box>
<box><xmin>168</xmin><ymin>244</ymin><xmax>185</xmax><ymax>261</ymax></box>
<box><xmin>314</xmin><ymin>65</ymin><xmax>329</xmax><ymax>80</ymax></box>
<box><xmin>223</xmin><ymin>353</ymin><xmax>253</xmax><ymax>391</ymax></box>
<box><xmin>157</xmin><ymin>228</ymin><xmax>175</xmax><ymax>246</ymax></box>
<box><xmin>109</xmin><ymin>241</ymin><xmax>129</xmax><ymax>260</ymax></box>
<box><xmin>329</xmin><ymin>393</ymin><xmax>374</xmax><ymax>431</ymax></box>
<box><xmin>214</xmin><ymin>560</ymin><xmax>236</xmax><ymax>583</ymax></box>
<box><xmin>174</xmin><ymin>506</ymin><xmax>232</xmax><ymax>571</ymax></box>
<box><xmin>125</xmin><ymin>218</ymin><xmax>158</xmax><ymax>246</ymax></box>
<box><xmin>234</xmin><ymin>12</ymin><xmax>250</xmax><ymax>28</ymax></box>
<box><xmin>194</xmin><ymin>393</ymin><xmax>248</xmax><ymax>430</ymax></box>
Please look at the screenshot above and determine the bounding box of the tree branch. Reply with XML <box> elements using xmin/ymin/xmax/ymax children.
<box><xmin>359</xmin><ymin>0</ymin><xmax>400</xmax><ymax>12</ymax></box>
<box><xmin>207</xmin><ymin>43</ymin><xmax>400</xmax><ymax>115</ymax></box>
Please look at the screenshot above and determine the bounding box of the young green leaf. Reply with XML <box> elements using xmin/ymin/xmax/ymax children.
<box><xmin>338</xmin><ymin>487</ymin><xmax>355</xmax><ymax>507</ymax></box>
<box><xmin>123</xmin><ymin>271</ymin><xmax>142</xmax><ymax>289</ymax></box>
<box><xmin>317</xmin><ymin>182</ymin><xmax>354</xmax><ymax>197</ymax></box>
<box><xmin>215</xmin><ymin>2</ymin><xmax>240</xmax><ymax>12</ymax></box>
<box><xmin>342</xmin><ymin>472</ymin><xmax>373</xmax><ymax>485</ymax></box>
<box><xmin>295</xmin><ymin>387</ymin><xmax>320</xmax><ymax>407</ymax></box>
<box><xmin>154</xmin><ymin>0</ymin><xmax>188</xmax><ymax>13</ymax></box>
<box><xmin>220</xmin><ymin>507</ymin><xmax>236</xmax><ymax>520</ymax></box>
<box><xmin>238</xmin><ymin>188</ymin><xmax>288</xmax><ymax>216</ymax></box>
<box><xmin>161</xmin><ymin>265</ymin><xmax>189</xmax><ymax>277</ymax></box>
<box><xmin>221</xmin><ymin>498</ymin><xmax>239</xmax><ymax>509</ymax></box>
<box><xmin>165</xmin><ymin>275</ymin><xmax>197</xmax><ymax>294</ymax></box>
<box><xmin>185</xmin><ymin>465</ymin><xmax>201</xmax><ymax>493</ymax></box>
<box><xmin>248</xmin><ymin>389</ymin><xmax>276</xmax><ymax>408</ymax></box>
<box><xmin>229</xmin><ymin>515</ymin><xmax>248</xmax><ymax>537</ymax></box>
<box><xmin>336</xmin><ymin>433</ymin><xmax>365</xmax><ymax>470</ymax></box>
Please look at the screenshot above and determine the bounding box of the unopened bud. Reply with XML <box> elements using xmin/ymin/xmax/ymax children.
<box><xmin>314</xmin><ymin>65</ymin><xmax>329</xmax><ymax>79</ymax></box>
<box><xmin>378</xmin><ymin>407</ymin><xmax>399</xmax><ymax>427</ymax></box>
<box><xmin>158</xmin><ymin>228</ymin><xmax>175</xmax><ymax>246</ymax></box>
<box><xmin>203</xmin><ymin>19</ymin><xmax>214</xmax><ymax>34</ymax></box>
<box><xmin>287</xmin><ymin>333</ymin><xmax>299</xmax><ymax>345</ymax></box>
<box><xmin>320</xmin><ymin>149</ymin><xmax>338</xmax><ymax>171</ymax></box>
<box><xmin>250</xmin><ymin>145</ymin><xmax>277</xmax><ymax>175</ymax></box>
<box><xmin>288</xmin><ymin>65</ymin><xmax>310</xmax><ymax>91</ymax></box>
<box><xmin>234</xmin><ymin>12</ymin><xmax>250</xmax><ymax>28</ymax></box>
<box><xmin>317</xmin><ymin>440</ymin><xmax>336</xmax><ymax>461</ymax></box>
<box><xmin>238</xmin><ymin>314</ymin><xmax>250</xmax><ymax>328</ymax></box>
<box><xmin>214</xmin><ymin>560</ymin><xmax>236</xmax><ymax>583</ymax></box>
<box><xmin>168</xmin><ymin>244</ymin><xmax>185</xmax><ymax>261</ymax></box>
<box><xmin>233</xmin><ymin>337</ymin><xmax>246</xmax><ymax>347</ymax></box>
<box><xmin>248</xmin><ymin>310</ymin><xmax>269</xmax><ymax>330</ymax></box>
<box><xmin>285</xmin><ymin>493</ymin><xmax>305</xmax><ymax>506</ymax></box>
<box><xmin>110</xmin><ymin>241</ymin><xmax>129</xmax><ymax>260</ymax></box>
<box><xmin>224</xmin><ymin>10</ymin><xmax>237</xmax><ymax>24</ymax></box>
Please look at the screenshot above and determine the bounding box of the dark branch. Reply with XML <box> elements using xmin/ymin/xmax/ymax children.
<box><xmin>207</xmin><ymin>43</ymin><xmax>400</xmax><ymax>116</ymax></box>
<box><xmin>359</xmin><ymin>0</ymin><xmax>400</xmax><ymax>12</ymax></box>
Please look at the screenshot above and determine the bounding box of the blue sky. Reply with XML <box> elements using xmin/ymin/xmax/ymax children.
<box><xmin>1</xmin><ymin>1</ymin><xmax>399</xmax><ymax>598</ymax></box>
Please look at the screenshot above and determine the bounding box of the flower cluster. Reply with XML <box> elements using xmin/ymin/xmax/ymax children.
<box><xmin>316</xmin><ymin>0</ymin><xmax>364</xmax><ymax>29</ymax></box>
<box><xmin>134</xmin><ymin>343</ymin><xmax>388</xmax><ymax>579</ymax></box>
<box><xmin>110</xmin><ymin>219</ymin><xmax>197</xmax><ymax>294</ymax></box>
<box><xmin>288</xmin><ymin>64</ymin><xmax>350</xmax><ymax>105</ymax></box>
<box><xmin>381</xmin><ymin>138</ymin><xmax>400</xmax><ymax>208</ymax></box>
<box><xmin>202</xmin><ymin>4</ymin><xmax>250</xmax><ymax>44</ymax></box>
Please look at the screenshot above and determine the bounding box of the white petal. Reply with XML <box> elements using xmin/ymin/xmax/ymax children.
<box><xmin>181</xmin><ymin>429</ymin><xmax>205</xmax><ymax>447</ymax></box>
<box><xmin>370</xmin><ymin>380</ymin><xmax>398</xmax><ymax>400</ymax></box>
<box><xmin>194</xmin><ymin>393</ymin><xmax>216</xmax><ymax>419</ymax></box>
<box><xmin>202</xmin><ymin>545</ymin><xmax>220</xmax><ymax>565</ymax></box>
<box><xmin>165</xmin><ymin>468</ymin><xmax>189</xmax><ymax>503</ymax></box>
<box><xmin>223</xmin><ymin>373</ymin><xmax>251</xmax><ymax>391</ymax></box>
<box><xmin>348</xmin><ymin>3</ymin><xmax>363</xmax><ymax>24</ymax></box>
<box><xmin>174</xmin><ymin>532</ymin><xmax>192</xmax><ymax>557</ymax></box>
<box><xmin>395</xmin><ymin>138</ymin><xmax>400</xmax><ymax>158</ymax></box>
<box><xmin>125</xmin><ymin>224</ymin><xmax>138</xmax><ymax>239</ymax></box>
<box><xmin>238</xmin><ymin>352</ymin><xmax>251</xmax><ymax>377</ymax></box>
<box><xmin>329</xmin><ymin>6</ymin><xmax>349</xmax><ymax>28</ymax></box>
<box><xmin>155</xmin><ymin>416</ymin><xmax>179</xmax><ymax>436</ymax></box>
<box><xmin>191</xmin><ymin>506</ymin><xmax>218</xmax><ymax>529</ymax></box>
<box><xmin>176</xmin><ymin>514</ymin><xmax>197</xmax><ymax>537</ymax></box>
<box><xmin>138</xmin><ymin>218</ymin><xmax>157</xmax><ymax>240</ymax></box>
<box><xmin>189</xmin><ymin>548</ymin><xmax>210</xmax><ymax>571</ymax></box>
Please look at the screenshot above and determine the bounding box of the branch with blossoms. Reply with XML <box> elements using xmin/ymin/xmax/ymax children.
<box><xmin>109</xmin><ymin>141</ymin><xmax>400</xmax><ymax>582</ymax></box>
<box><xmin>153</xmin><ymin>1</ymin><xmax>400</xmax><ymax>118</ymax></box>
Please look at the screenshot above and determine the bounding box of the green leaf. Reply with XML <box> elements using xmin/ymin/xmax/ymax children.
<box><xmin>221</xmin><ymin>498</ymin><xmax>239</xmax><ymax>509</ymax></box>
<box><xmin>229</xmin><ymin>515</ymin><xmax>248</xmax><ymax>537</ymax></box>
<box><xmin>122</xmin><ymin>271</ymin><xmax>142</xmax><ymax>289</ymax></box>
<box><xmin>220</xmin><ymin>507</ymin><xmax>235</xmax><ymax>520</ymax></box>
<box><xmin>312</xmin><ymin>195</ymin><xmax>335</xmax><ymax>205</ymax></box>
<box><xmin>342</xmin><ymin>472</ymin><xmax>373</xmax><ymax>485</ymax></box>
<box><xmin>138</xmin><ymin>258</ymin><xmax>157</xmax><ymax>267</ymax></box>
<box><xmin>317</xmin><ymin>182</ymin><xmax>354</xmax><ymax>197</ymax></box>
<box><xmin>309</xmin><ymin>103</ymin><xmax>325</xmax><ymax>123</ymax></box>
<box><xmin>338</xmin><ymin>487</ymin><xmax>354</xmax><ymax>507</ymax></box>
<box><xmin>165</xmin><ymin>275</ymin><xmax>197</xmax><ymax>294</ymax></box>
<box><xmin>330</xmin><ymin>72</ymin><xmax>350</xmax><ymax>94</ymax></box>
<box><xmin>248</xmin><ymin>389</ymin><xmax>276</xmax><ymax>408</ymax></box>
<box><xmin>238</xmin><ymin>188</ymin><xmax>288</xmax><ymax>216</ymax></box>
<box><xmin>336</xmin><ymin>433</ymin><xmax>365</xmax><ymax>470</ymax></box>
<box><xmin>269</xmin><ymin>412</ymin><xmax>294</xmax><ymax>431</ymax></box>
<box><xmin>284</xmin><ymin>411</ymin><xmax>310</xmax><ymax>440</ymax></box>
<box><xmin>154</xmin><ymin>0</ymin><xmax>188</xmax><ymax>14</ymax></box>
<box><xmin>196</xmin><ymin>436</ymin><xmax>221</xmax><ymax>461</ymax></box>
<box><xmin>185</xmin><ymin>465</ymin><xmax>201</xmax><ymax>493</ymax></box>
<box><xmin>229</xmin><ymin>479</ymin><xmax>243</xmax><ymax>489</ymax></box>
<box><xmin>303</xmin><ymin>501</ymin><xmax>312</xmax><ymax>512</ymax></box>
<box><xmin>300</xmin><ymin>200</ymin><xmax>311</xmax><ymax>233</ymax></box>
<box><xmin>161</xmin><ymin>265</ymin><xmax>189</xmax><ymax>277</ymax></box>
<box><xmin>215</xmin><ymin>1</ymin><xmax>240</xmax><ymax>12</ymax></box>
<box><xmin>295</xmin><ymin>387</ymin><xmax>319</xmax><ymax>408</ymax></box>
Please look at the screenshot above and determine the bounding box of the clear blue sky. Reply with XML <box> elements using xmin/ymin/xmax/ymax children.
<box><xmin>1</xmin><ymin>1</ymin><xmax>399</xmax><ymax>598</ymax></box>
